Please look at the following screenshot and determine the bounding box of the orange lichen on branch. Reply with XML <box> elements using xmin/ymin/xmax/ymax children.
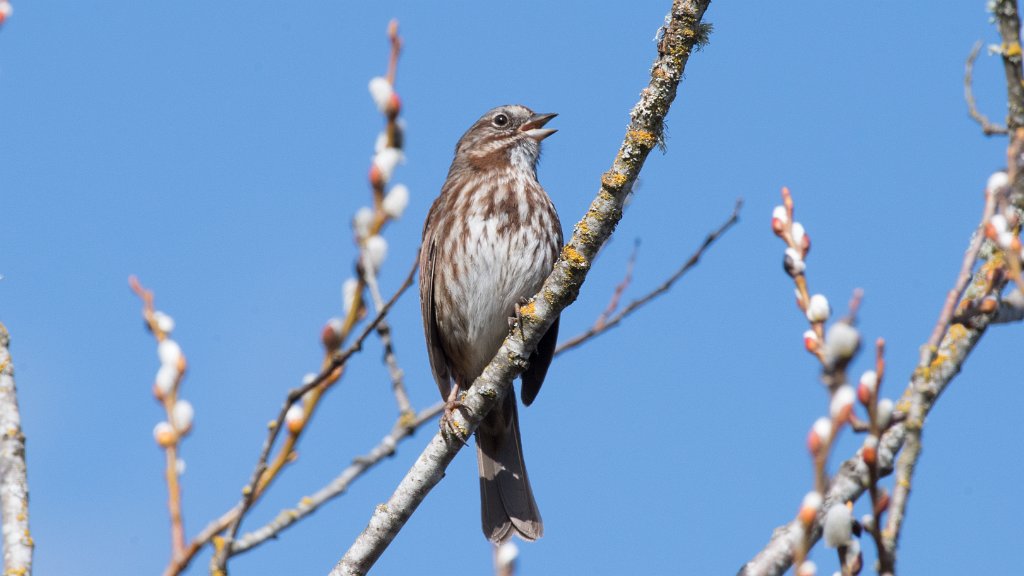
<box><xmin>626</xmin><ymin>129</ymin><xmax>657</xmax><ymax>149</ymax></box>
<box><xmin>561</xmin><ymin>245</ymin><xmax>588</xmax><ymax>267</ymax></box>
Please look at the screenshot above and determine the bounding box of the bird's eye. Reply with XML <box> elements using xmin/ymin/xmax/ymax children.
<box><xmin>492</xmin><ymin>113</ymin><xmax>509</xmax><ymax>127</ymax></box>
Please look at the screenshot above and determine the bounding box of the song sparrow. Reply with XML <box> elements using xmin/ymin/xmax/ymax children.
<box><xmin>419</xmin><ymin>105</ymin><xmax>562</xmax><ymax>543</ymax></box>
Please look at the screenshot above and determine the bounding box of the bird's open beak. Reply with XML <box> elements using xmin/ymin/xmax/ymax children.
<box><xmin>520</xmin><ymin>112</ymin><xmax>558</xmax><ymax>141</ymax></box>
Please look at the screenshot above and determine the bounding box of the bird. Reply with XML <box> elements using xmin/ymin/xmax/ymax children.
<box><xmin>419</xmin><ymin>104</ymin><xmax>562</xmax><ymax>543</ymax></box>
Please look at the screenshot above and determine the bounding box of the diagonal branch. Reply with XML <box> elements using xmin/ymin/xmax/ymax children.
<box><xmin>331</xmin><ymin>1</ymin><xmax>713</xmax><ymax>573</ymax></box>
<box><xmin>230</xmin><ymin>402</ymin><xmax>444</xmax><ymax>555</ymax></box>
<box><xmin>208</xmin><ymin>261</ymin><xmax>417</xmax><ymax>571</ymax></box>
<box><xmin>739</xmin><ymin>184</ymin><xmax>1009</xmax><ymax>576</ymax></box>
<box><xmin>995</xmin><ymin>0</ymin><xmax>1024</xmax><ymax>132</ymax></box>
<box><xmin>0</xmin><ymin>324</ymin><xmax>32</xmax><ymax>576</ymax></box>
<box><xmin>165</xmin><ymin>261</ymin><xmax>417</xmax><ymax>576</ymax></box>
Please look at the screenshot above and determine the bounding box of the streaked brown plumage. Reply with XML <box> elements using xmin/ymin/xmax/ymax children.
<box><xmin>419</xmin><ymin>105</ymin><xmax>562</xmax><ymax>543</ymax></box>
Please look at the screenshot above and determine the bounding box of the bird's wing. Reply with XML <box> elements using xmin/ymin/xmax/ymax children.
<box><xmin>520</xmin><ymin>316</ymin><xmax>558</xmax><ymax>407</ymax></box>
<box><xmin>521</xmin><ymin>220</ymin><xmax>563</xmax><ymax>407</ymax></box>
<box><xmin>419</xmin><ymin>196</ymin><xmax>452</xmax><ymax>400</ymax></box>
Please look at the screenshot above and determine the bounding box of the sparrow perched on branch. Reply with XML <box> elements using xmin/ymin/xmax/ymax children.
<box><xmin>419</xmin><ymin>105</ymin><xmax>562</xmax><ymax>542</ymax></box>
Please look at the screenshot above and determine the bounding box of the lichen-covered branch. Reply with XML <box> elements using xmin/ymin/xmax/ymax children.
<box><xmin>738</xmin><ymin>424</ymin><xmax>904</xmax><ymax>576</ymax></box>
<box><xmin>995</xmin><ymin>0</ymin><xmax>1024</xmax><ymax>131</ymax></box>
<box><xmin>0</xmin><ymin>324</ymin><xmax>32</xmax><ymax>576</ymax></box>
<box><xmin>740</xmin><ymin>185</ymin><xmax>1010</xmax><ymax>576</ymax></box>
<box><xmin>331</xmin><ymin>1</ymin><xmax>712</xmax><ymax>574</ymax></box>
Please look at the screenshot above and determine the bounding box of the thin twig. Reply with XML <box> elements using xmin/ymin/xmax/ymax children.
<box><xmin>130</xmin><ymin>277</ymin><xmax>188</xmax><ymax>558</ymax></box>
<box><xmin>166</xmin><ymin>260</ymin><xmax>417</xmax><ymax>576</ymax></box>
<box><xmin>333</xmin><ymin>1</ymin><xmax>712</xmax><ymax>572</ymax></box>
<box><xmin>594</xmin><ymin>239</ymin><xmax>640</xmax><ymax>328</ymax></box>
<box><xmin>207</xmin><ymin>260</ymin><xmax>417</xmax><ymax>573</ymax></box>
<box><xmin>0</xmin><ymin>324</ymin><xmax>32</xmax><ymax>576</ymax></box>
<box><xmin>740</xmin><ymin>185</ymin><xmax>1013</xmax><ymax>576</ymax></box>
<box><xmin>918</xmin><ymin>185</ymin><xmax>997</xmax><ymax>368</ymax></box>
<box><xmin>362</xmin><ymin>254</ymin><xmax>414</xmax><ymax>418</ymax></box>
<box><xmin>556</xmin><ymin>198</ymin><xmax>741</xmax><ymax>355</ymax></box>
<box><xmin>886</xmin><ymin>39</ymin><xmax>1024</xmax><ymax>560</ymax></box>
<box><xmin>230</xmin><ymin>402</ymin><xmax>444</xmax><ymax>554</ymax></box>
<box><xmin>965</xmin><ymin>40</ymin><xmax>1009</xmax><ymax>136</ymax></box>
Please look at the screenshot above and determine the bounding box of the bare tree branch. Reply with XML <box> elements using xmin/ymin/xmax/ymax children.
<box><xmin>995</xmin><ymin>0</ymin><xmax>1024</xmax><ymax>132</ymax></box>
<box><xmin>738</xmin><ymin>424</ymin><xmax>904</xmax><ymax>576</ymax></box>
<box><xmin>362</xmin><ymin>254</ymin><xmax>414</xmax><ymax>419</ymax></box>
<box><xmin>129</xmin><ymin>277</ymin><xmax>190</xmax><ymax>559</ymax></box>
<box><xmin>230</xmin><ymin>402</ymin><xmax>443</xmax><ymax>554</ymax></box>
<box><xmin>0</xmin><ymin>324</ymin><xmax>32</xmax><ymax>576</ymax></box>
<box><xmin>884</xmin><ymin>19</ymin><xmax>1024</xmax><ymax>555</ymax></box>
<box><xmin>206</xmin><ymin>260</ymin><xmax>417</xmax><ymax>573</ymax></box>
<box><xmin>918</xmin><ymin>185</ymin><xmax>997</xmax><ymax>368</ymax></box>
<box><xmin>165</xmin><ymin>261</ymin><xmax>417</xmax><ymax>576</ymax></box>
<box><xmin>556</xmin><ymin>198</ymin><xmax>741</xmax><ymax>355</ymax></box>
<box><xmin>332</xmin><ymin>1</ymin><xmax>713</xmax><ymax>573</ymax></box>
<box><xmin>740</xmin><ymin>182</ymin><xmax>1011</xmax><ymax>576</ymax></box>
<box><xmin>965</xmin><ymin>40</ymin><xmax>1009</xmax><ymax>136</ymax></box>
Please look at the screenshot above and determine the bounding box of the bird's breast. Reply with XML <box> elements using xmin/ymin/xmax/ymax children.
<box><xmin>436</xmin><ymin>181</ymin><xmax>560</xmax><ymax>380</ymax></box>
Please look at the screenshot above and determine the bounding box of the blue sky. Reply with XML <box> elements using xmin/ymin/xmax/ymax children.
<box><xmin>1</xmin><ymin>2</ymin><xmax>1021</xmax><ymax>574</ymax></box>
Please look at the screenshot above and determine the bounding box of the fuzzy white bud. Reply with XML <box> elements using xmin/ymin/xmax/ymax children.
<box><xmin>326</xmin><ymin>317</ymin><xmax>344</xmax><ymax>338</ymax></box>
<box><xmin>784</xmin><ymin>247</ymin><xmax>806</xmax><ymax>276</ymax></box>
<box><xmin>806</xmin><ymin>294</ymin><xmax>831</xmax><ymax>323</ymax></box>
<box><xmin>372</xmin><ymin>147</ymin><xmax>404</xmax><ymax>182</ymax></box>
<box><xmin>797</xmin><ymin>560</ymin><xmax>817</xmax><ymax>576</ymax></box>
<box><xmin>824</xmin><ymin>322</ymin><xmax>860</xmax><ymax>365</ymax></box>
<box><xmin>823</xmin><ymin>503</ymin><xmax>853</xmax><ymax>548</ymax></box>
<box><xmin>0</xmin><ymin>2</ymin><xmax>12</xmax><ymax>19</ymax></box>
<box><xmin>772</xmin><ymin>205</ymin><xmax>789</xmax><ymax>225</ymax></box>
<box><xmin>154</xmin><ymin>363</ymin><xmax>180</xmax><ymax>396</ymax></box>
<box><xmin>368</xmin><ymin>76</ymin><xmax>394</xmax><ymax>113</ymax></box>
<box><xmin>495</xmin><ymin>540</ymin><xmax>519</xmax><ymax>570</ymax></box>
<box><xmin>987</xmin><ymin>170</ymin><xmax>1009</xmax><ymax>193</ymax></box>
<box><xmin>802</xmin><ymin>490</ymin><xmax>823</xmax><ymax>513</ymax></box>
<box><xmin>863</xmin><ymin>434</ymin><xmax>879</xmax><ymax>451</ymax></box>
<box><xmin>364</xmin><ymin>235</ymin><xmax>388</xmax><ymax>270</ymax></box>
<box><xmin>153</xmin><ymin>311</ymin><xmax>175</xmax><ymax>334</ymax></box>
<box><xmin>382</xmin><ymin>184</ymin><xmax>409</xmax><ymax>219</ymax></box>
<box><xmin>860</xmin><ymin>514</ymin><xmax>875</xmax><ymax>532</ymax></box>
<box><xmin>803</xmin><ymin>329</ymin><xmax>820</xmax><ymax>352</ymax></box>
<box><xmin>812</xmin><ymin>417</ymin><xmax>832</xmax><ymax>446</ymax></box>
<box><xmin>302</xmin><ymin>373</ymin><xmax>317</xmax><ymax>386</ymax></box>
<box><xmin>791</xmin><ymin>221</ymin><xmax>806</xmax><ymax>247</ymax></box>
<box><xmin>353</xmin><ymin>206</ymin><xmax>374</xmax><ymax>240</ymax></box>
<box><xmin>342</xmin><ymin>278</ymin><xmax>360</xmax><ymax>317</ymax></box>
<box><xmin>991</xmin><ymin>213</ymin><xmax>1009</xmax><ymax>234</ymax></box>
<box><xmin>158</xmin><ymin>339</ymin><xmax>183</xmax><ymax>368</ymax></box>
<box><xmin>285</xmin><ymin>403</ymin><xmax>305</xmax><ymax>432</ymax></box>
<box><xmin>830</xmin><ymin>385</ymin><xmax>855</xmax><ymax>421</ymax></box>
<box><xmin>172</xmin><ymin>400</ymin><xmax>194</xmax><ymax>433</ymax></box>
<box><xmin>876</xmin><ymin>398</ymin><xmax>894</xmax><ymax>429</ymax></box>
<box><xmin>859</xmin><ymin>370</ymin><xmax>878</xmax><ymax>395</ymax></box>
<box><xmin>374</xmin><ymin>131</ymin><xmax>388</xmax><ymax>154</ymax></box>
<box><xmin>153</xmin><ymin>421</ymin><xmax>176</xmax><ymax>447</ymax></box>
<box><xmin>997</xmin><ymin>230</ymin><xmax>1015</xmax><ymax>250</ymax></box>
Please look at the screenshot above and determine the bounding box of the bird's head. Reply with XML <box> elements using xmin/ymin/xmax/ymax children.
<box><xmin>453</xmin><ymin>105</ymin><xmax>557</xmax><ymax>172</ymax></box>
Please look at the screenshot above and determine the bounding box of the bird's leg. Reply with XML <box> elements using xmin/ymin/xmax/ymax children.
<box><xmin>509</xmin><ymin>296</ymin><xmax>531</xmax><ymax>340</ymax></box>
<box><xmin>440</xmin><ymin>383</ymin><xmax>471</xmax><ymax>444</ymax></box>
